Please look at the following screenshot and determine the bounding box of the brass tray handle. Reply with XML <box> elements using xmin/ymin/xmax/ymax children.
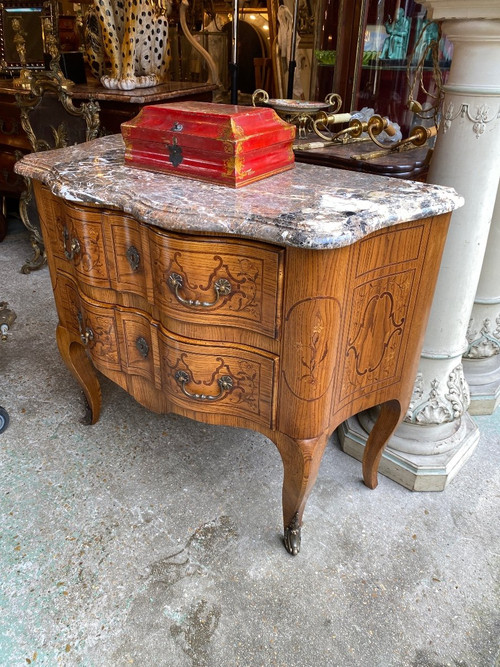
<box><xmin>175</xmin><ymin>370</ymin><xmax>233</xmax><ymax>401</ymax></box>
<box><xmin>62</xmin><ymin>226</ymin><xmax>81</xmax><ymax>260</ymax></box>
<box><xmin>168</xmin><ymin>273</ymin><xmax>231</xmax><ymax>308</ymax></box>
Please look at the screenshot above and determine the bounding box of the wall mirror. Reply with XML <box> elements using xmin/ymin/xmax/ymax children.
<box><xmin>0</xmin><ymin>0</ymin><xmax>55</xmax><ymax>72</ymax></box>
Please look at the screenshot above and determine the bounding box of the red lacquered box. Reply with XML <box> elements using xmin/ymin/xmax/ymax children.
<box><xmin>121</xmin><ymin>101</ymin><xmax>296</xmax><ymax>188</ymax></box>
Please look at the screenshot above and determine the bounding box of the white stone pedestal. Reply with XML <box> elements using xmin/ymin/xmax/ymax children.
<box><xmin>463</xmin><ymin>185</ymin><xmax>500</xmax><ymax>415</ymax></box>
<box><xmin>340</xmin><ymin>11</ymin><xmax>500</xmax><ymax>491</ymax></box>
<box><xmin>339</xmin><ymin>409</ymin><xmax>479</xmax><ymax>491</ymax></box>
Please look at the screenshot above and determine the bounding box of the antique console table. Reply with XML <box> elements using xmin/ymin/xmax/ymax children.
<box><xmin>15</xmin><ymin>135</ymin><xmax>462</xmax><ymax>554</ymax></box>
<box><xmin>69</xmin><ymin>81</ymin><xmax>218</xmax><ymax>135</ymax></box>
<box><xmin>294</xmin><ymin>137</ymin><xmax>431</xmax><ymax>181</ymax></box>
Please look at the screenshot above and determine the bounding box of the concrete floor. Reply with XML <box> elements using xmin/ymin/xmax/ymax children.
<box><xmin>1</xmin><ymin>219</ymin><xmax>499</xmax><ymax>667</ymax></box>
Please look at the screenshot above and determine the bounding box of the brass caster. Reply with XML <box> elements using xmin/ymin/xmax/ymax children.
<box><xmin>284</xmin><ymin>513</ymin><xmax>301</xmax><ymax>555</ymax></box>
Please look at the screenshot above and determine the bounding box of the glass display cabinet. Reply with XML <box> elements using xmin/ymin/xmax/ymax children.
<box><xmin>312</xmin><ymin>0</ymin><xmax>453</xmax><ymax>134</ymax></box>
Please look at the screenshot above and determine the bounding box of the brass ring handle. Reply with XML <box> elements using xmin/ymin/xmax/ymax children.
<box><xmin>62</xmin><ymin>226</ymin><xmax>81</xmax><ymax>260</ymax></box>
<box><xmin>175</xmin><ymin>370</ymin><xmax>233</xmax><ymax>401</ymax></box>
<box><xmin>168</xmin><ymin>273</ymin><xmax>231</xmax><ymax>307</ymax></box>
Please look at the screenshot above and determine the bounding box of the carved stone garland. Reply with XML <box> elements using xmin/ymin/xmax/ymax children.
<box><xmin>443</xmin><ymin>102</ymin><xmax>500</xmax><ymax>138</ymax></box>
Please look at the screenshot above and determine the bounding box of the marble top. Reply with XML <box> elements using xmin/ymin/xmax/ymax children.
<box><xmin>70</xmin><ymin>81</ymin><xmax>218</xmax><ymax>103</ymax></box>
<box><xmin>0</xmin><ymin>79</ymin><xmax>217</xmax><ymax>102</ymax></box>
<box><xmin>15</xmin><ymin>134</ymin><xmax>464</xmax><ymax>250</ymax></box>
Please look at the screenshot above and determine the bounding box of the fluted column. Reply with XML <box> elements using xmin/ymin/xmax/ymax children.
<box><xmin>339</xmin><ymin>10</ymin><xmax>500</xmax><ymax>491</ymax></box>
<box><xmin>463</xmin><ymin>185</ymin><xmax>500</xmax><ymax>414</ymax></box>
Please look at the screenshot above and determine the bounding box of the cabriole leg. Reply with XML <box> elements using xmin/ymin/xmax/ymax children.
<box><xmin>56</xmin><ymin>324</ymin><xmax>101</xmax><ymax>424</ymax></box>
<box><xmin>362</xmin><ymin>399</ymin><xmax>402</xmax><ymax>489</ymax></box>
<box><xmin>273</xmin><ymin>431</ymin><xmax>330</xmax><ymax>555</ymax></box>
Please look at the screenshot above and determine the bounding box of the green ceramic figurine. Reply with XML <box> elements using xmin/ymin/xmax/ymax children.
<box><xmin>380</xmin><ymin>8</ymin><xmax>410</xmax><ymax>60</ymax></box>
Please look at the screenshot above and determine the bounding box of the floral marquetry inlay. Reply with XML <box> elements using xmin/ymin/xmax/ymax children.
<box><xmin>82</xmin><ymin>310</ymin><xmax>120</xmax><ymax>367</ymax></box>
<box><xmin>166</xmin><ymin>352</ymin><xmax>260</xmax><ymax>413</ymax></box>
<box><xmin>159</xmin><ymin>340</ymin><xmax>276</xmax><ymax>427</ymax></box>
<box><xmin>282</xmin><ymin>297</ymin><xmax>341</xmax><ymax>402</ymax></box>
<box><xmin>78</xmin><ymin>228</ymin><xmax>106</xmax><ymax>276</ymax></box>
<box><xmin>164</xmin><ymin>253</ymin><xmax>261</xmax><ymax>316</ymax></box>
<box><xmin>296</xmin><ymin>310</ymin><xmax>329</xmax><ymax>386</ymax></box>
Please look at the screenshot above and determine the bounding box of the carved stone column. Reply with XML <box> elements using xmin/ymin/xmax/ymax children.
<box><xmin>339</xmin><ymin>9</ymin><xmax>500</xmax><ymax>491</ymax></box>
<box><xmin>463</xmin><ymin>185</ymin><xmax>500</xmax><ymax>414</ymax></box>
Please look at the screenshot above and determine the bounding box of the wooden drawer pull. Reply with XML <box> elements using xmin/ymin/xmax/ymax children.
<box><xmin>62</xmin><ymin>226</ymin><xmax>81</xmax><ymax>260</ymax></box>
<box><xmin>168</xmin><ymin>272</ymin><xmax>231</xmax><ymax>308</ymax></box>
<box><xmin>77</xmin><ymin>311</ymin><xmax>93</xmax><ymax>346</ymax></box>
<box><xmin>174</xmin><ymin>370</ymin><xmax>233</xmax><ymax>401</ymax></box>
<box><xmin>136</xmin><ymin>336</ymin><xmax>149</xmax><ymax>358</ymax></box>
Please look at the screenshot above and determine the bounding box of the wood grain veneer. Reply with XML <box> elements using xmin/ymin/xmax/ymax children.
<box><xmin>34</xmin><ymin>179</ymin><xmax>450</xmax><ymax>555</ymax></box>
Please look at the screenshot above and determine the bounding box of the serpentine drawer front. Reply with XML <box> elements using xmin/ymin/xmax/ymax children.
<box><xmin>57</xmin><ymin>272</ymin><xmax>277</xmax><ymax>427</ymax></box>
<box><xmin>15</xmin><ymin>135</ymin><xmax>463</xmax><ymax>555</ymax></box>
<box><xmin>47</xmin><ymin>196</ymin><xmax>283</xmax><ymax>340</ymax></box>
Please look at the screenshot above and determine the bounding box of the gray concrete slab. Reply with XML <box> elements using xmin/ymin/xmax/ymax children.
<box><xmin>1</xmin><ymin>224</ymin><xmax>499</xmax><ymax>666</ymax></box>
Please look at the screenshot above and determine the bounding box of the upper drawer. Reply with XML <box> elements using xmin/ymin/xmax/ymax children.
<box><xmin>148</xmin><ymin>228</ymin><xmax>282</xmax><ymax>338</ymax></box>
<box><xmin>48</xmin><ymin>200</ymin><xmax>112</xmax><ymax>289</ymax></box>
<box><xmin>47</xmin><ymin>199</ymin><xmax>283</xmax><ymax>338</ymax></box>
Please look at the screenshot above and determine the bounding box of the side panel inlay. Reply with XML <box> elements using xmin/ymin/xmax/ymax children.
<box><xmin>282</xmin><ymin>297</ymin><xmax>341</xmax><ymax>401</ymax></box>
<box><xmin>339</xmin><ymin>270</ymin><xmax>416</xmax><ymax>402</ymax></box>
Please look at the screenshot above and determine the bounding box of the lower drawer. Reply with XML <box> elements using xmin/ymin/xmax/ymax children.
<box><xmin>157</xmin><ymin>328</ymin><xmax>277</xmax><ymax>428</ymax></box>
<box><xmin>57</xmin><ymin>274</ymin><xmax>277</xmax><ymax>428</ymax></box>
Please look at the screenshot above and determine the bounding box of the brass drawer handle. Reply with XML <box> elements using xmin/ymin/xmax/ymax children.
<box><xmin>77</xmin><ymin>311</ymin><xmax>94</xmax><ymax>346</ymax></box>
<box><xmin>168</xmin><ymin>273</ymin><xmax>231</xmax><ymax>308</ymax></box>
<box><xmin>136</xmin><ymin>336</ymin><xmax>149</xmax><ymax>358</ymax></box>
<box><xmin>62</xmin><ymin>226</ymin><xmax>81</xmax><ymax>260</ymax></box>
<box><xmin>126</xmin><ymin>245</ymin><xmax>140</xmax><ymax>271</ymax></box>
<box><xmin>175</xmin><ymin>370</ymin><xmax>233</xmax><ymax>401</ymax></box>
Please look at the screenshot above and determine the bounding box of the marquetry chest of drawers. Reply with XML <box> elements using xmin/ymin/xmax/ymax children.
<box><xmin>16</xmin><ymin>135</ymin><xmax>463</xmax><ymax>554</ymax></box>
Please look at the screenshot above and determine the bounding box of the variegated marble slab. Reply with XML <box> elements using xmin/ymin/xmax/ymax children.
<box><xmin>15</xmin><ymin>134</ymin><xmax>464</xmax><ymax>250</ymax></box>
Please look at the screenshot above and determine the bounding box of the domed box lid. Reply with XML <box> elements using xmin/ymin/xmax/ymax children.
<box><xmin>121</xmin><ymin>101</ymin><xmax>296</xmax><ymax>187</ymax></box>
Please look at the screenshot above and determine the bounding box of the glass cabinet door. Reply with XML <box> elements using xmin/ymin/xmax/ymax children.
<box><xmin>313</xmin><ymin>0</ymin><xmax>453</xmax><ymax>135</ymax></box>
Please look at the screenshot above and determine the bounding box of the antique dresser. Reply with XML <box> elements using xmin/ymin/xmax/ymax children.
<box><xmin>16</xmin><ymin>135</ymin><xmax>463</xmax><ymax>554</ymax></box>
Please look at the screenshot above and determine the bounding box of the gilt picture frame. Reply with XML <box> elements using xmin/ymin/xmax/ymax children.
<box><xmin>0</xmin><ymin>0</ymin><xmax>55</xmax><ymax>72</ymax></box>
